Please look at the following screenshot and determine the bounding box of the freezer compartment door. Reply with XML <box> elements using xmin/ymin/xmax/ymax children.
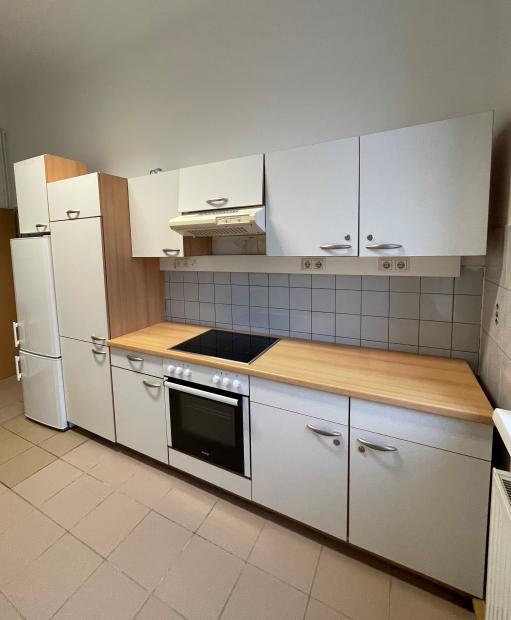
<box><xmin>17</xmin><ymin>351</ymin><xmax>67</xmax><ymax>429</ymax></box>
<box><xmin>10</xmin><ymin>237</ymin><xmax>61</xmax><ymax>357</ymax></box>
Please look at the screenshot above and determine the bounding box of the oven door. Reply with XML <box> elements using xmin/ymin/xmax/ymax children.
<box><xmin>165</xmin><ymin>378</ymin><xmax>250</xmax><ymax>477</ymax></box>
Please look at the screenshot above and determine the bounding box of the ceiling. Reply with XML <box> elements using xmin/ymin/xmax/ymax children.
<box><xmin>0</xmin><ymin>0</ymin><xmax>211</xmax><ymax>88</ymax></box>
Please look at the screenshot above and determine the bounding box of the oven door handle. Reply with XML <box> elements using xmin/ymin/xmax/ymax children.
<box><xmin>164</xmin><ymin>381</ymin><xmax>240</xmax><ymax>407</ymax></box>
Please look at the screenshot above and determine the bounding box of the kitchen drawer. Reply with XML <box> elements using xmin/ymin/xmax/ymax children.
<box><xmin>48</xmin><ymin>173</ymin><xmax>101</xmax><ymax>221</ymax></box>
<box><xmin>250</xmin><ymin>377</ymin><xmax>348</xmax><ymax>425</ymax></box>
<box><xmin>110</xmin><ymin>348</ymin><xmax>164</xmax><ymax>377</ymax></box>
<box><xmin>351</xmin><ymin>399</ymin><xmax>492</xmax><ymax>460</ymax></box>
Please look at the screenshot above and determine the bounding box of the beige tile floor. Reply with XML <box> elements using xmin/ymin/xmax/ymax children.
<box><xmin>0</xmin><ymin>374</ymin><xmax>475</xmax><ymax>620</ymax></box>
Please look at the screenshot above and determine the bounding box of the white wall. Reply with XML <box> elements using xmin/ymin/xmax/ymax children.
<box><xmin>3</xmin><ymin>0</ymin><xmax>494</xmax><ymax>177</ymax></box>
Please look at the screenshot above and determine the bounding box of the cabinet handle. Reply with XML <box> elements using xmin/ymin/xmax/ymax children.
<box><xmin>91</xmin><ymin>349</ymin><xmax>107</xmax><ymax>356</ymax></box>
<box><xmin>91</xmin><ymin>335</ymin><xmax>106</xmax><ymax>344</ymax></box>
<box><xmin>35</xmin><ymin>224</ymin><xmax>47</xmax><ymax>231</ymax></box>
<box><xmin>319</xmin><ymin>244</ymin><xmax>352</xmax><ymax>250</ymax></box>
<box><xmin>14</xmin><ymin>355</ymin><xmax>22</xmax><ymax>381</ymax></box>
<box><xmin>357</xmin><ymin>437</ymin><xmax>397</xmax><ymax>452</ymax></box>
<box><xmin>206</xmin><ymin>198</ymin><xmax>228</xmax><ymax>206</ymax></box>
<box><xmin>127</xmin><ymin>354</ymin><xmax>144</xmax><ymax>362</ymax></box>
<box><xmin>163</xmin><ymin>249</ymin><xmax>180</xmax><ymax>256</ymax></box>
<box><xmin>365</xmin><ymin>243</ymin><xmax>402</xmax><ymax>250</ymax></box>
<box><xmin>306</xmin><ymin>424</ymin><xmax>342</xmax><ymax>438</ymax></box>
<box><xmin>66</xmin><ymin>210</ymin><xmax>80</xmax><ymax>218</ymax></box>
<box><xmin>12</xmin><ymin>322</ymin><xmax>20</xmax><ymax>347</ymax></box>
<box><xmin>143</xmin><ymin>380</ymin><xmax>162</xmax><ymax>389</ymax></box>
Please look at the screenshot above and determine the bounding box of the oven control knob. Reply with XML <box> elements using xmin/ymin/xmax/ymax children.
<box><xmin>166</xmin><ymin>365</ymin><xmax>175</xmax><ymax>375</ymax></box>
<box><xmin>232</xmin><ymin>379</ymin><xmax>241</xmax><ymax>390</ymax></box>
<box><xmin>183</xmin><ymin>369</ymin><xmax>192</xmax><ymax>380</ymax></box>
<box><xmin>222</xmin><ymin>377</ymin><xmax>232</xmax><ymax>388</ymax></box>
<box><xmin>212</xmin><ymin>374</ymin><xmax>221</xmax><ymax>385</ymax></box>
<box><xmin>174</xmin><ymin>367</ymin><xmax>183</xmax><ymax>377</ymax></box>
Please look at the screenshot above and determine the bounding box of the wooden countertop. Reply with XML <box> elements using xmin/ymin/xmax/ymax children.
<box><xmin>108</xmin><ymin>322</ymin><xmax>493</xmax><ymax>425</ymax></box>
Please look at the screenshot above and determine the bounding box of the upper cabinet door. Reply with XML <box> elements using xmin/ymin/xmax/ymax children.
<box><xmin>51</xmin><ymin>218</ymin><xmax>109</xmax><ymax>343</ymax></box>
<box><xmin>128</xmin><ymin>170</ymin><xmax>183</xmax><ymax>257</ymax></box>
<box><xmin>178</xmin><ymin>154</ymin><xmax>264</xmax><ymax>213</ymax></box>
<box><xmin>266</xmin><ymin>138</ymin><xmax>359</xmax><ymax>256</ymax></box>
<box><xmin>14</xmin><ymin>156</ymin><xmax>50</xmax><ymax>235</ymax></box>
<box><xmin>48</xmin><ymin>173</ymin><xmax>101</xmax><ymax>221</ymax></box>
<box><xmin>359</xmin><ymin>112</ymin><xmax>493</xmax><ymax>257</ymax></box>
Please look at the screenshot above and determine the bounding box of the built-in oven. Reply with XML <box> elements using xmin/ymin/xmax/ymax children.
<box><xmin>164</xmin><ymin>361</ymin><xmax>250</xmax><ymax>478</ymax></box>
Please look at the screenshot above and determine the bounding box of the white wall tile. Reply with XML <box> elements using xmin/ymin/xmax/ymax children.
<box><xmin>311</xmin><ymin>312</ymin><xmax>335</xmax><ymax>336</ymax></box>
<box><xmin>361</xmin><ymin>316</ymin><xmax>388</xmax><ymax>342</ymax></box>
<box><xmin>290</xmin><ymin>288</ymin><xmax>311</xmax><ymax>311</ymax></box>
<box><xmin>269</xmin><ymin>308</ymin><xmax>290</xmax><ymax>331</ymax></box>
<box><xmin>419</xmin><ymin>321</ymin><xmax>452</xmax><ymax>349</ymax></box>
<box><xmin>420</xmin><ymin>277</ymin><xmax>454</xmax><ymax>294</ymax></box>
<box><xmin>312</xmin><ymin>274</ymin><xmax>335</xmax><ymax>289</ymax></box>
<box><xmin>250</xmin><ymin>306</ymin><xmax>269</xmax><ymax>328</ymax></box>
<box><xmin>249</xmin><ymin>273</ymin><xmax>268</xmax><ymax>286</ymax></box>
<box><xmin>335</xmin><ymin>314</ymin><xmax>361</xmax><ymax>339</ymax></box>
<box><xmin>232</xmin><ymin>285</ymin><xmax>249</xmax><ymax>306</ymax></box>
<box><xmin>451</xmin><ymin>323</ymin><xmax>480</xmax><ymax>353</ymax></box>
<box><xmin>361</xmin><ymin>291</ymin><xmax>389</xmax><ymax>317</ymax></box>
<box><xmin>389</xmin><ymin>292</ymin><xmax>419</xmax><ymax>319</ymax></box>
<box><xmin>312</xmin><ymin>289</ymin><xmax>335</xmax><ymax>313</ymax></box>
<box><xmin>335</xmin><ymin>275</ymin><xmax>361</xmax><ymax>290</ymax></box>
<box><xmin>269</xmin><ymin>287</ymin><xmax>290</xmax><ymax>309</ymax></box>
<box><xmin>389</xmin><ymin>318</ymin><xmax>419</xmax><ymax>346</ymax></box>
<box><xmin>198</xmin><ymin>284</ymin><xmax>214</xmax><ymax>303</ymax></box>
<box><xmin>183</xmin><ymin>282</ymin><xmax>199</xmax><ymax>301</ymax></box>
<box><xmin>214</xmin><ymin>284</ymin><xmax>232</xmax><ymax>305</ymax></box>
<box><xmin>214</xmin><ymin>272</ymin><xmax>231</xmax><ymax>284</ymax></box>
<box><xmin>419</xmin><ymin>294</ymin><xmax>453</xmax><ymax>322</ymax></box>
<box><xmin>454</xmin><ymin>266</ymin><xmax>484</xmax><ymax>295</ymax></box>
<box><xmin>390</xmin><ymin>276</ymin><xmax>420</xmax><ymax>293</ymax></box>
<box><xmin>336</xmin><ymin>290</ymin><xmax>361</xmax><ymax>315</ymax></box>
<box><xmin>362</xmin><ymin>276</ymin><xmax>389</xmax><ymax>291</ymax></box>
<box><xmin>453</xmin><ymin>295</ymin><xmax>482</xmax><ymax>324</ymax></box>
<box><xmin>249</xmin><ymin>286</ymin><xmax>269</xmax><ymax>307</ymax></box>
<box><xmin>290</xmin><ymin>310</ymin><xmax>311</xmax><ymax>333</ymax></box>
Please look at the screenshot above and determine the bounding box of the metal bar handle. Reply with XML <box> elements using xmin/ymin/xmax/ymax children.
<box><xmin>143</xmin><ymin>380</ymin><xmax>162</xmax><ymax>389</ymax></box>
<box><xmin>91</xmin><ymin>349</ymin><xmax>107</xmax><ymax>356</ymax></box>
<box><xmin>91</xmin><ymin>335</ymin><xmax>107</xmax><ymax>343</ymax></box>
<box><xmin>306</xmin><ymin>424</ymin><xmax>342</xmax><ymax>438</ymax></box>
<box><xmin>357</xmin><ymin>437</ymin><xmax>397</xmax><ymax>452</ymax></box>
<box><xmin>66</xmin><ymin>210</ymin><xmax>80</xmax><ymax>218</ymax></box>
<box><xmin>206</xmin><ymin>198</ymin><xmax>228</xmax><ymax>206</ymax></box>
<box><xmin>164</xmin><ymin>381</ymin><xmax>239</xmax><ymax>407</ymax></box>
<box><xmin>365</xmin><ymin>243</ymin><xmax>403</xmax><ymax>250</ymax></box>
<box><xmin>162</xmin><ymin>249</ymin><xmax>180</xmax><ymax>256</ymax></box>
<box><xmin>14</xmin><ymin>355</ymin><xmax>21</xmax><ymax>381</ymax></box>
<box><xmin>35</xmin><ymin>224</ymin><xmax>47</xmax><ymax>231</ymax></box>
<box><xmin>127</xmin><ymin>354</ymin><xmax>144</xmax><ymax>362</ymax></box>
<box><xmin>12</xmin><ymin>322</ymin><xmax>20</xmax><ymax>347</ymax></box>
<box><xmin>319</xmin><ymin>244</ymin><xmax>352</xmax><ymax>250</ymax></box>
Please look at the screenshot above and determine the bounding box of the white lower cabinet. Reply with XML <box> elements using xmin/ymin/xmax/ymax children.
<box><xmin>251</xmin><ymin>401</ymin><xmax>348</xmax><ymax>539</ymax></box>
<box><xmin>60</xmin><ymin>337</ymin><xmax>115</xmax><ymax>441</ymax></box>
<box><xmin>112</xmin><ymin>366</ymin><xmax>168</xmax><ymax>463</ymax></box>
<box><xmin>349</xmin><ymin>427</ymin><xmax>491</xmax><ymax>597</ymax></box>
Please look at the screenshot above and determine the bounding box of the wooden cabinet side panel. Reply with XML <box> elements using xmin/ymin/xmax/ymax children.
<box><xmin>43</xmin><ymin>155</ymin><xmax>87</xmax><ymax>183</ymax></box>
<box><xmin>0</xmin><ymin>209</ymin><xmax>17</xmax><ymax>378</ymax></box>
<box><xmin>99</xmin><ymin>174</ymin><xmax>164</xmax><ymax>338</ymax></box>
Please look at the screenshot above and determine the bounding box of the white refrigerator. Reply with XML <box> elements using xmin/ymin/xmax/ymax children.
<box><xmin>10</xmin><ymin>237</ymin><xmax>67</xmax><ymax>429</ymax></box>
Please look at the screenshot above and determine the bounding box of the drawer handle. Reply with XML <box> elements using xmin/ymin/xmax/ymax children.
<box><xmin>66</xmin><ymin>210</ymin><xmax>80</xmax><ymax>218</ymax></box>
<box><xmin>206</xmin><ymin>197</ymin><xmax>228</xmax><ymax>206</ymax></box>
<box><xmin>127</xmin><ymin>355</ymin><xmax>144</xmax><ymax>362</ymax></box>
<box><xmin>357</xmin><ymin>437</ymin><xmax>397</xmax><ymax>452</ymax></box>
<box><xmin>306</xmin><ymin>424</ymin><xmax>342</xmax><ymax>438</ymax></box>
<box><xmin>91</xmin><ymin>349</ymin><xmax>107</xmax><ymax>356</ymax></box>
<box><xmin>319</xmin><ymin>244</ymin><xmax>352</xmax><ymax>250</ymax></box>
<box><xmin>143</xmin><ymin>380</ymin><xmax>162</xmax><ymax>389</ymax></box>
<box><xmin>35</xmin><ymin>224</ymin><xmax>48</xmax><ymax>231</ymax></box>
<box><xmin>15</xmin><ymin>355</ymin><xmax>22</xmax><ymax>381</ymax></box>
<box><xmin>91</xmin><ymin>335</ymin><xmax>106</xmax><ymax>344</ymax></box>
<box><xmin>12</xmin><ymin>322</ymin><xmax>20</xmax><ymax>347</ymax></box>
<box><xmin>163</xmin><ymin>249</ymin><xmax>180</xmax><ymax>256</ymax></box>
<box><xmin>365</xmin><ymin>243</ymin><xmax>402</xmax><ymax>250</ymax></box>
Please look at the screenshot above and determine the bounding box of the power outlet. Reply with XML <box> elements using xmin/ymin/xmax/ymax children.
<box><xmin>301</xmin><ymin>258</ymin><xmax>326</xmax><ymax>271</ymax></box>
<box><xmin>301</xmin><ymin>257</ymin><xmax>313</xmax><ymax>270</ymax></box>
<box><xmin>175</xmin><ymin>258</ymin><xmax>196</xmax><ymax>268</ymax></box>
<box><xmin>313</xmin><ymin>258</ymin><xmax>325</xmax><ymax>270</ymax></box>
<box><xmin>378</xmin><ymin>258</ymin><xmax>394</xmax><ymax>272</ymax></box>
<box><xmin>394</xmin><ymin>257</ymin><xmax>410</xmax><ymax>272</ymax></box>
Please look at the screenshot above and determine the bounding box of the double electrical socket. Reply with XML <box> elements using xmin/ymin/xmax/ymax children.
<box><xmin>378</xmin><ymin>257</ymin><xmax>410</xmax><ymax>272</ymax></box>
<box><xmin>301</xmin><ymin>257</ymin><xmax>326</xmax><ymax>271</ymax></box>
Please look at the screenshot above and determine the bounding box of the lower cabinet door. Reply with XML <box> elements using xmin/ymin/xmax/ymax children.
<box><xmin>349</xmin><ymin>430</ymin><xmax>491</xmax><ymax>597</ymax></box>
<box><xmin>251</xmin><ymin>402</ymin><xmax>348</xmax><ymax>539</ymax></box>
<box><xmin>112</xmin><ymin>367</ymin><xmax>168</xmax><ymax>463</ymax></box>
<box><xmin>60</xmin><ymin>337</ymin><xmax>115</xmax><ymax>441</ymax></box>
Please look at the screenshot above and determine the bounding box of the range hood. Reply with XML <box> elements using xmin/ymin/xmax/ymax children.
<box><xmin>169</xmin><ymin>207</ymin><xmax>265</xmax><ymax>237</ymax></box>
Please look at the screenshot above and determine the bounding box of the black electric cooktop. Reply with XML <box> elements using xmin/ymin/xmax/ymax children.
<box><xmin>171</xmin><ymin>329</ymin><xmax>279</xmax><ymax>364</ymax></box>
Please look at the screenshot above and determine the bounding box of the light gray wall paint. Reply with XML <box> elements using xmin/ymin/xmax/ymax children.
<box><xmin>3</xmin><ymin>0</ymin><xmax>494</xmax><ymax>177</ymax></box>
<box><xmin>165</xmin><ymin>268</ymin><xmax>483</xmax><ymax>371</ymax></box>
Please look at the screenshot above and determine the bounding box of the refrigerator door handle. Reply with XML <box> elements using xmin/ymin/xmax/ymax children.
<box><xmin>14</xmin><ymin>355</ymin><xmax>22</xmax><ymax>381</ymax></box>
<box><xmin>12</xmin><ymin>322</ymin><xmax>20</xmax><ymax>347</ymax></box>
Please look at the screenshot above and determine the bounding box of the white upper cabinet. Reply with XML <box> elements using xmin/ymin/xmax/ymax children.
<box><xmin>128</xmin><ymin>170</ymin><xmax>183</xmax><ymax>257</ymax></box>
<box><xmin>265</xmin><ymin>138</ymin><xmax>359</xmax><ymax>256</ymax></box>
<box><xmin>178</xmin><ymin>153</ymin><xmax>264</xmax><ymax>213</ymax></box>
<box><xmin>359</xmin><ymin>112</ymin><xmax>493</xmax><ymax>257</ymax></box>
<box><xmin>48</xmin><ymin>173</ymin><xmax>101</xmax><ymax>221</ymax></box>
<box><xmin>14</xmin><ymin>156</ymin><xmax>49</xmax><ymax>235</ymax></box>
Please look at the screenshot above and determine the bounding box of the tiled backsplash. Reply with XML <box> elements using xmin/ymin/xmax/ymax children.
<box><xmin>165</xmin><ymin>267</ymin><xmax>483</xmax><ymax>371</ymax></box>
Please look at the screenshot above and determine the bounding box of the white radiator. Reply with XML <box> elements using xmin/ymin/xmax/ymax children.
<box><xmin>486</xmin><ymin>468</ymin><xmax>511</xmax><ymax>619</ymax></box>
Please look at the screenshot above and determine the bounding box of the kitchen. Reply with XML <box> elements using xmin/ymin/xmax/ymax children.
<box><xmin>0</xmin><ymin>2</ymin><xmax>510</xmax><ymax>620</ymax></box>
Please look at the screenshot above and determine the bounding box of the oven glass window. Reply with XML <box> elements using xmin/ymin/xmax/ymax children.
<box><xmin>169</xmin><ymin>383</ymin><xmax>245</xmax><ymax>475</ymax></box>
